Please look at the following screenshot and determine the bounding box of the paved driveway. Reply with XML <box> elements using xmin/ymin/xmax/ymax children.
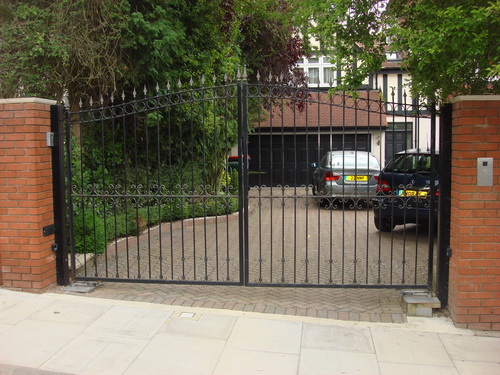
<box><xmin>77</xmin><ymin>188</ymin><xmax>433</xmax><ymax>287</ymax></box>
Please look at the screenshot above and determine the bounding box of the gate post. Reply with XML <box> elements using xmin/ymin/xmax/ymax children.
<box><xmin>436</xmin><ymin>103</ymin><xmax>452</xmax><ymax>306</ymax></box>
<box><xmin>50</xmin><ymin>105</ymin><xmax>70</xmax><ymax>285</ymax></box>
<box><xmin>0</xmin><ymin>98</ymin><xmax>58</xmax><ymax>291</ymax></box>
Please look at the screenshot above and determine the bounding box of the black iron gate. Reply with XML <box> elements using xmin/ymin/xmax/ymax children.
<box><xmin>56</xmin><ymin>73</ymin><xmax>438</xmax><ymax>288</ymax></box>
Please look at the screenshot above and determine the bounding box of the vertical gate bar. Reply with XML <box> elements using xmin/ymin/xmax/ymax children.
<box><xmin>316</xmin><ymin>90</ymin><xmax>321</xmax><ymax>284</ymax></box>
<box><xmin>269</xmin><ymin>84</ymin><xmax>274</xmax><ymax>283</ymax></box>
<box><xmin>144</xmin><ymin>98</ymin><xmax>152</xmax><ymax>280</ymax></box>
<box><xmin>341</xmin><ymin>92</ymin><xmax>346</xmax><ymax>284</ymax></box>
<box><xmin>99</xmin><ymin>110</ymin><xmax>109</xmax><ymax>278</ymax></box>
<box><xmin>155</xmin><ymin>96</ymin><xmax>164</xmax><ymax>280</ymax></box>
<box><xmin>167</xmin><ymin>95</ymin><xmax>174</xmax><ymax>280</ymax></box>
<box><xmin>78</xmin><ymin>108</ymin><xmax>89</xmax><ymax>277</ymax></box>
<box><xmin>212</xmin><ymin>85</ymin><xmax>220</xmax><ymax>281</ymax></box>
<box><xmin>292</xmin><ymin>91</ymin><xmax>298</xmax><ymax>284</ymax></box>
<box><xmin>304</xmin><ymin>90</ymin><xmax>310</xmax><ymax>284</ymax></box>
<box><xmin>365</xmin><ymin>90</ymin><xmax>370</xmax><ymax>284</ymax></box>
<box><xmin>88</xmin><ymin>110</ymin><xmax>98</xmax><ymax>277</ymax></box>
<box><xmin>201</xmin><ymin>88</ymin><xmax>208</xmax><ymax>281</ymax></box>
<box><xmin>51</xmin><ymin>105</ymin><xmax>70</xmax><ymax>286</ymax></box>
<box><xmin>353</xmin><ymin>97</ymin><xmax>358</xmax><ymax>284</ymax></box>
<box><xmin>179</xmin><ymin>100</ymin><xmax>186</xmax><ymax>280</ymax></box>
<box><xmin>389</xmin><ymin>90</ymin><xmax>396</xmax><ymax>284</ymax></box>
<box><xmin>328</xmin><ymin>92</ymin><xmax>334</xmax><ymax>284</ymax></box>
<box><xmin>189</xmin><ymin>88</ymin><xmax>197</xmax><ymax>280</ymax></box>
<box><xmin>132</xmin><ymin>108</ymin><xmax>141</xmax><ymax>279</ymax></box>
<box><xmin>224</xmin><ymin>85</ymin><xmax>230</xmax><ymax>281</ymax></box>
<box><xmin>280</xmin><ymin>93</ymin><xmax>286</xmax><ymax>283</ymax></box>
<box><xmin>111</xmin><ymin>99</ymin><xmax>120</xmax><ymax>278</ymax></box>
<box><xmin>254</xmin><ymin>84</ymin><xmax>263</xmax><ymax>283</ymax></box>
<box><xmin>121</xmin><ymin>96</ymin><xmax>130</xmax><ymax>278</ymax></box>
<box><xmin>427</xmin><ymin>102</ymin><xmax>437</xmax><ymax>288</ymax></box>
<box><xmin>238</xmin><ymin>76</ymin><xmax>249</xmax><ymax>286</ymax></box>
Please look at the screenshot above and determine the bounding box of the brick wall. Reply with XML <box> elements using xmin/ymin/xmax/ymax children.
<box><xmin>0</xmin><ymin>98</ymin><xmax>58</xmax><ymax>292</ymax></box>
<box><xmin>449</xmin><ymin>96</ymin><xmax>500</xmax><ymax>330</ymax></box>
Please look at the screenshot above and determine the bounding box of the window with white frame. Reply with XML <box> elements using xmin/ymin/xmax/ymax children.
<box><xmin>323</xmin><ymin>67</ymin><xmax>336</xmax><ymax>85</ymax></box>
<box><xmin>308</xmin><ymin>68</ymin><xmax>319</xmax><ymax>84</ymax></box>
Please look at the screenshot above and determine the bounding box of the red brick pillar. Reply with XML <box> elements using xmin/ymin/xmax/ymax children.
<box><xmin>449</xmin><ymin>96</ymin><xmax>500</xmax><ymax>330</ymax></box>
<box><xmin>0</xmin><ymin>98</ymin><xmax>58</xmax><ymax>292</ymax></box>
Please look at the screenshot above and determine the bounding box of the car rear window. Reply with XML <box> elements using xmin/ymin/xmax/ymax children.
<box><xmin>327</xmin><ymin>154</ymin><xmax>380</xmax><ymax>169</ymax></box>
<box><xmin>384</xmin><ymin>154</ymin><xmax>438</xmax><ymax>173</ymax></box>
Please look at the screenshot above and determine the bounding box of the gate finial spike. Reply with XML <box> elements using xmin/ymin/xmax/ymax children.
<box><xmin>122</xmin><ymin>90</ymin><xmax>125</xmax><ymax>101</ymax></box>
<box><xmin>268</xmin><ymin>72</ymin><xmax>273</xmax><ymax>82</ymax></box>
<box><xmin>243</xmin><ymin>66</ymin><xmax>248</xmax><ymax>80</ymax></box>
<box><xmin>89</xmin><ymin>96</ymin><xmax>93</xmax><ymax>106</ymax></box>
<box><xmin>167</xmin><ymin>81</ymin><xmax>171</xmax><ymax>92</ymax></box>
<box><xmin>237</xmin><ymin>67</ymin><xmax>241</xmax><ymax>80</ymax></box>
<box><xmin>79</xmin><ymin>98</ymin><xmax>83</xmax><ymax>109</ymax></box>
<box><xmin>201</xmin><ymin>75</ymin><xmax>205</xmax><ymax>85</ymax></box>
<box><xmin>143</xmin><ymin>85</ymin><xmax>147</xmax><ymax>96</ymax></box>
<box><xmin>178</xmin><ymin>79</ymin><xmax>182</xmax><ymax>88</ymax></box>
<box><xmin>256</xmin><ymin>71</ymin><xmax>261</xmax><ymax>82</ymax></box>
<box><xmin>156</xmin><ymin>82</ymin><xmax>160</xmax><ymax>93</ymax></box>
<box><xmin>212</xmin><ymin>73</ymin><xmax>217</xmax><ymax>84</ymax></box>
<box><xmin>133</xmin><ymin>87</ymin><xmax>137</xmax><ymax>98</ymax></box>
<box><xmin>100</xmin><ymin>95</ymin><xmax>104</xmax><ymax>106</ymax></box>
<box><xmin>189</xmin><ymin>76</ymin><xmax>194</xmax><ymax>86</ymax></box>
<box><xmin>110</xmin><ymin>92</ymin><xmax>114</xmax><ymax>104</ymax></box>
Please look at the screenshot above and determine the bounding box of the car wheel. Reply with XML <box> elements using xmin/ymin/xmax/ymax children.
<box><xmin>373</xmin><ymin>216</ymin><xmax>396</xmax><ymax>232</ymax></box>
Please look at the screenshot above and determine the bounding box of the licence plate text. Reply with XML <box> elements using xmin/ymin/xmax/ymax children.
<box><xmin>345</xmin><ymin>175</ymin><xmax>368</xmax><ymax>182</ymax></box>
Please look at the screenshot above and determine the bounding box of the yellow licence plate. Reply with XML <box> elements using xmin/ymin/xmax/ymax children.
<box><xmin>345</xmin><ymin>175</ymin><xmax>368</xmax><ymax>182</ymax></box>
<box><xmin>398</xmin><ymin>190</ymin><xmax>428</xmax><ymax>197</ymax></box>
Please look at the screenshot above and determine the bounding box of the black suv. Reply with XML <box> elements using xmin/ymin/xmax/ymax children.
<box><xmin>372</xmin><ymin>149</ymin><xmax>439</xmax><ymax>232</ymax></box>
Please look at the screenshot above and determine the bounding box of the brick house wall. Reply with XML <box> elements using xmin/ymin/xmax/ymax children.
<box><xmin>448</xmin><ymin>96</ymin><xmax>500</xmax><ymax>330</ymax></box>
<box><xmin>0</xmin><ymin>98</ymin><xmax>58</xmax><ymax>292</ymax></box>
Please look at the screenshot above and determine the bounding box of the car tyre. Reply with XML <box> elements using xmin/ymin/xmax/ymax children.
<box><xmin>374</xmin><ymin>216</ymin><xmax>396</xmax><ymax>232</ymax></box>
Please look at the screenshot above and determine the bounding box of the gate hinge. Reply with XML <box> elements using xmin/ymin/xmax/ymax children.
<box><xmin>446</xmin><ymin>248</ymin><xmax>452</xmax><ymax>257</ymax></box>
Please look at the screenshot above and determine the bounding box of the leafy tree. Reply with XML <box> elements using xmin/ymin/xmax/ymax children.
<box><xmin>298</xmin><ymin>0</ymin><xmax>499</xmax><ymax>101</ymax></box>
<box><xmin>0</xmin><ymin>0</ymin><xmax>306</xmax><ymax>106</ymax></box>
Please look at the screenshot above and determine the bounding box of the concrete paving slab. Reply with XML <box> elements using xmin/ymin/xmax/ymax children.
<box><xmin>0</xmin><ymin>295</ymin><xmax>53</xmax><ymax>325</ymax></box>
<box><xmin>453</xmin><ymin>361</ymin><xmax>500</xmax><ymax>375</ymax></box>
<box><xmin>0</xmin><ymin>320</ymin><xmax>84</xmax><ymax>368</ymax></box>
<box><xmin>378</xmin><ymin>362</ymin><xmax>459</xmax><ymax>375</ymax></box>
<box><xmin>160</xmin><ymin>313</ymin><xmax>237</xmax><ymax>340</ymax></box>
<box><xmin>0</xmin><ymin>363</ymin><xmax>73</xmax><ymax>375</ymax></box>
<box><xmin>40</xmin><ymin>333</ymin><xmax>148</xmax><ymax>375</ymax></box>
<box><xmin>371</xmin><ymin>328</ymin><xmax>454</xmax><ymax>367</ymax></box>
<box><xmin>439</xmin><ymin>334</ymin><xmax>500</xmax><ymax>363</ymax></box>
<box><xmin>226</xmin><ymin>317</ymin><xmax>302</xmax><ymax>354</ymax></box>
<box><xmin>28</xmin><ymin>299</ymin><xmax>109</xmax><ymax>325</ymax></box>
<box><xmin>213</xmin><ymin>348</ymin><xmax>299</xmax><ymax>375</ymax></box>
<box><xmin>123</xmin><ymin>335</ymin><xmax>225</xmax><ymax>375</ymax></box>
<box><xmin>84</xmin><ymin>305</ymin><xmax>172</xmax><ymax>339</ymax></box>
<box><xmin>299</xmin><ymin>348</ymin><xmax>380</xmax><ymax>375</ymax></box>
<box><xmin>302</xmin><ymin>323</ymin><xmax>374</xmax><ymax>353</ymax></box>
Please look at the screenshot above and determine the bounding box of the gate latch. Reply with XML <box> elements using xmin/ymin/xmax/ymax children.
<box><xmin>446</xmin><ymin>248</ymin><xmax>452</xmax><ymax>257</ymax></box>
<box><xmin>51</xmin><ymin>243</ymin><xmax>58</xmax><ymax>252</ymax></box>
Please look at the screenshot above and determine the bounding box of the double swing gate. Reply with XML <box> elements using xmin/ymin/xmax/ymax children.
<box><xmin>58</xmin><ymin>73</ymin><xmax>438</xmax><ymax>288</ymax></box>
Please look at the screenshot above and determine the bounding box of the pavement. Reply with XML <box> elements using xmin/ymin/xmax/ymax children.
<box><xmin>1</xmin><ymin>288</ymin><xmax>500</xmax><ymax>375</ymax></box>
